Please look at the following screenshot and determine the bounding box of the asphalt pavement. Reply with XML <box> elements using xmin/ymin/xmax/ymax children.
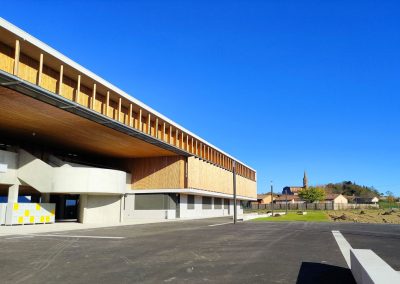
<box><xmin>0</xmin><ymin>218</ymin><xmax>398</xmax><ymax>283</ymax></box>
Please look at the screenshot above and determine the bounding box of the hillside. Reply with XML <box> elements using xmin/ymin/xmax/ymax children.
<box><xmin>323</xmin><ymin>181</ymin><xmax>380</xmax><ymax>197</ymax></box>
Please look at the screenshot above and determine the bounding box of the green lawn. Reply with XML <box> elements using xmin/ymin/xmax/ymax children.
<box><xmin>378</xmin><ymin>201</ymin><xmax>399</xmax><ymax>209</ymax></box>
<box><xmin>252</xmin><ymin>211</ymin><xmax>330</xmax><ymax>222</ymax></box>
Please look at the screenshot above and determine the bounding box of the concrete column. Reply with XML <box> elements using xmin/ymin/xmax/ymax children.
<box><xmin>41</xmin><ymin>193</ymin><xmax>50</xmax><ymax>203</ymax></box>
<box><xmin>59</xmin><ymin>195</ymin><xmax>65</xmax><ymax>219</ymax></box>
<box><xmin>5</xmin><ymin>184</ymin><xmax>19</xmax><ymax>225</ymax></box>
<box><xmin>7</xmin><ymin>184</ymin><xmax>19</xmax><ymax>204</ymax></box>
<box><xmin>78</xmin><ymin>194</ymin><xmax>87</xmax><ymax>224</ymax></box>
<box><xmin>119</xmin><ymin>194</ymin><xmax>124</xmax><ymax>224</ymax></box>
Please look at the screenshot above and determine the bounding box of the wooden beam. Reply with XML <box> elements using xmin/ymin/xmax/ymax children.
<box><xmin>163</xmin><ymin>122</ymin><xmax>166</xmax><ymax>141</ymax></box>
<box><xmin>169</xmin><ymin>126</ymin><xmax>172</xmax><ymax>144</ymax></box>
<box><xmin>191</xmin><ymin>138</ymin><xmax>194</xmax><ymax>154</ymax></box>
<box><xmin>147</xmin><ymin>114</ymin><xmax>151</xmax><ymax>135</ymax></box>
<box><xmin>155</xmin><ymin>118</ymin><xmax>159</xmax><ymax>138</ymax></box>
<box><xmin>13</xmin><ymin>39</ymin><xmax>20</xmax><ymax>76</ymax></box>
<box><xmin>195</xmin><ymin>140</ymin><xmax>198</xmax><ymax>156</ymax></box>
<box><xmin>186</xmin><ymin>135</ymin><xmax>189</xmax><ymax>151</ymax></box>
<box><xmin>139</xmin><ymin>109</ymin><xmax>142</xmax><ymax>131</ymax></box>
<box><xmin>176</xmin><ymin>129</ymin><xmax>179</xmax><ymax>147</ymax></box>
<box><xmin>129</xmin><ymin>104</ymin><xmax>133</xmax><ymax>127</ymax></box>
<box><xmin>181</xmin><ymin>132</ymin><xmax>184</xmax><ymax>149</ymax></box>
<box><xmin>58</xmin><ymin>65</ymin><xmax>63</xmax><ymax>95</ymax></box>
<box><xmin>105</xmin><ymin>91</ymin><xmax>110</xmax><ymax>116</ymax></box>
<box><xmin>76</xmin><ymin>75</ymin><xmax>81</xmax><ymax>103</ymax></box>
<box><xmin>118</xmin><ymin>97</ymin><xmax>122</xmax><ymax>122</ymax></box>
<box><xmin>91</xmin><ymin>83</ymin><xmax>97</xmax><ymax>110</ymax></box>
<box><xmin>37</xmin><ymin>53</ymin><xmax>43</xmax><ymax>86</ymax></box>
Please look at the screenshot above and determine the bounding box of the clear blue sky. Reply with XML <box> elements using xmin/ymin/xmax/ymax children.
<box><xmin>2</xmin><ymin>1</ymin><xmax>399</xmax><ymax>195</ymax></box>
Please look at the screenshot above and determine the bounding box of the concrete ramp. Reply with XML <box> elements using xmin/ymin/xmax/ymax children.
<box><xmin>16</xmin><ymin>149</ymin><xmax>126</xmax><ymax>195</ymax></box>
<box><xmin>17</xmin><ymin>149</ymin><xmax>54</xmax><ymax>192</ymax></box>
<box><xmin>351</xmin><ymin>249</ymin><xmax>400</xmax><ymax>284</ymax></box>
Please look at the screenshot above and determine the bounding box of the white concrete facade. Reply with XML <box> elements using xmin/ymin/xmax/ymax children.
<box><xmin>179</xmin><ymin>194</ymin><xmax>243</xmax><ymax>219</ymax></box>
<box><xmin>0</xmin><ymin>149</ymin><xmax>127</xmax><ymax>195</ymax></box>
<box><xmin>79</xmin><ymin>194</ymin><xmax>122</xmax><ymax>224</ymax></box>
<box><xmin>0</xmin><ymin>149</ymin><xmax>249</xmax><ymax>225</ymax></box>
<box><xmin>123</xmin><ymin>193</ymin><xmax>243</xmax><ymax>221</ymax></box>
<box><xmin>0</xmin><ymin>149</ymin><xmax>127</xmax><ymax>225</ymax></box>
<box><xmin>0</xmin><ymin>150</ymin><xmax>19</xmax><ymax>186</ymax></box>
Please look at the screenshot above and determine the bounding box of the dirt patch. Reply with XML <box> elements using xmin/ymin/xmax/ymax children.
<box><xmin>328</xmin><ymin>209</ymin><xmax>400</xmax><ymax>224</ymax></box>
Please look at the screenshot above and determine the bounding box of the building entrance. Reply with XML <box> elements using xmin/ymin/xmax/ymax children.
<box><xmin>50</xmin><ymin>194</ymin><xmax>79</xmax><ymax>221</ymax></box>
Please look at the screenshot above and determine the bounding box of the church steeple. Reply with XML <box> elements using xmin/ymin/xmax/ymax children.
<box><xmin>303</xmin><ymin>171</ymin><xmax>308</xmax><ymax>189</ymax></box>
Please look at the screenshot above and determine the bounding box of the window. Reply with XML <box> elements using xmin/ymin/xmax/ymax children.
<box><xmin>214</xmin><ymin>198</ymin><xmax>222</xmax><ymax>209</ymax></box>
<box><xmin>135</xmin><ymin>194</ymin><xmax>176</xmax><ymax>210</ymax></box>
<box><xmin>187</xmin><ymin>195</ymin><xmax>195</xmax><ymax>210</ymax></box>
<box><xmin>224</xmin><ymin>199</ymin><xmax>229</xmax><ymax>209</ymax></box>
<box><xmin>202</xmin><ymin>196</ymin><xmax>212</xmax><ymax>209</ymax></box>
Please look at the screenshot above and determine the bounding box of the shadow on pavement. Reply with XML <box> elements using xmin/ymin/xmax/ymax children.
<box><xmin>296</xmin><ymin>262</ymin><xmax>355</xmax><ymax>284</ymax></box>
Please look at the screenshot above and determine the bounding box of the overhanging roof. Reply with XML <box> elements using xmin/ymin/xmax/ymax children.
<box><xmin>0</xmin><ymin>70</ymin><xmax>188</xmax><ymax>158</ymax></box>
<box><xmin>0</xmin><ymin>17</ymin><xmax>255</xmax><ymax>172</ymax></box>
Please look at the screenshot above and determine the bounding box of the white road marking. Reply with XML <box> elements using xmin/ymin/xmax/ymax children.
<box><xmin>332</xmin><ymin>230</ymin><xmax>353</xmax><ymax>268</ymax></box>
<box><xmin>28</xmin><ymin>234</ymin><xmax>125</xmax><ymax>239</ymax></box>
<box><xmin>4</xmin><ymin>235</ymin><xmax>35</xmax><ymax>240</ymax></box>
<box><xmin>208</xmin><ymin>222</ymin><xmax>232</xmax><ymax>227</ymax></box>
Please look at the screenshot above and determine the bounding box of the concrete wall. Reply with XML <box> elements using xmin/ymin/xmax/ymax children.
<box><xmin>18</xmin><ymin>149</ymin><xmax>54</xmax><ymax>192</ymax></box>
<box><xmin>1</xmin><ymin>149</ymin><xmax>127</xmax><ymax>195</ymax></box>
<box><xmin>52</xmin><ymin>167</ymin><xmax>126</xmax><ymax>194</ymax></box>
<box><xmin>123</xmin><ymin>193</ymin><xmax>243</xmax><ymax>221</ymax></box>
<box><xmin>79</xmin><ymin>194</ymin><xmax>122</xmax><ymax>224</ymax></box>
<box><xmin>0</xmin><ymin>150</ymin><xmax>19</xmax><ymax>185</ymax></box>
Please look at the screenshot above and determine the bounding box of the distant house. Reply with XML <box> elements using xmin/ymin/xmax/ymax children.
<box><xmin>323</xmin><ymin>194</ymin><xmax>348</xmax><ymax>205</ymax></box>
<box><xmin>254</xmin><ymin>193</ymin><xmax>275</xmax><ymax>204</ymax></box>
<box><xmin>274</xmin><ymin>195</ymin><xmax>305</xmax><ymax>204</ymax></box>
<box><xmin>351</xmin><ymin>196</ymin><xmax>379</xmax><ymax>204</ymax></box>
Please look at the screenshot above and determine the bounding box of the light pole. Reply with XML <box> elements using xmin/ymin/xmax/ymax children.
<box><xmin>285</xmin><ymin>188</ymin><xmax>288</xmax><ymax>214</ymax></box>
<box><xmin>270</xmin><ymin>181</ymin><xmax>274</xmax><ymax>217</ymax></box>
<box><xmin>233</xmin><ymin>160</ymin><xmax>237</xmax><ymax>224</ymax></box>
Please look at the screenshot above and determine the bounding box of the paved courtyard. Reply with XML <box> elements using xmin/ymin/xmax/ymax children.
<box><xmin>1</xmin><ymin>218</ymin><xmax>399</xmax><ymax>283</ymax></box>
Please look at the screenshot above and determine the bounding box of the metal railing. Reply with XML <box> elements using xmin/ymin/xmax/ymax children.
<box><xmin>247</xmin><ymin>203</ymin><xmax>380</xmax><ymax>211</ymax></box>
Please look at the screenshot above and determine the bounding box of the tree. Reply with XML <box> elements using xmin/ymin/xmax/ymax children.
<box><xmin>299</xmin><ymin>187</ymin><xmax>326</xmax><ymax>203</ymax></box>
<box><xmin>386</xmin><ymin>191</ymin><xmax>395</xmax><ymax>206</ymax></box>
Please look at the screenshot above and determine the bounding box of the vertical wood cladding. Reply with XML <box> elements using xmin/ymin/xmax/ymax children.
<box><xmin>187</xmin><ymin>157</ymin><xmax>256</xmax><ymax>198</ymax></box>
<box><xmin>130</xmin><ymin>156</ymin><xmax>185</xmax><ymax>189</ymax></box>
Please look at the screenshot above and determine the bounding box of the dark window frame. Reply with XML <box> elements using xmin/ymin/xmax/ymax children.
<box><xmin>202</xmin><ymin>196</ymin><xmax>212</xmax><ymax>210</ymax></box>
<box><xmin>187</xmin><ymin>195</ymin><xmax>195</xmax><ymax>210</ymax></box>
<box><xmin>214</xmin><ymin>198</ymin><xmax>222</xmax><ymax>209</ymax></box>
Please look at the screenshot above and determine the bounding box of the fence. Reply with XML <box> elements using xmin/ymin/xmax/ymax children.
<box><xmin>0</xmin><ymin>203</ymin><xmax>55</xmax><ymax>225</ymax></box>
<box><xmin>249</xmin><ymin>203</ymin><xmax>380</xmax><ymax>211</ymax></box>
